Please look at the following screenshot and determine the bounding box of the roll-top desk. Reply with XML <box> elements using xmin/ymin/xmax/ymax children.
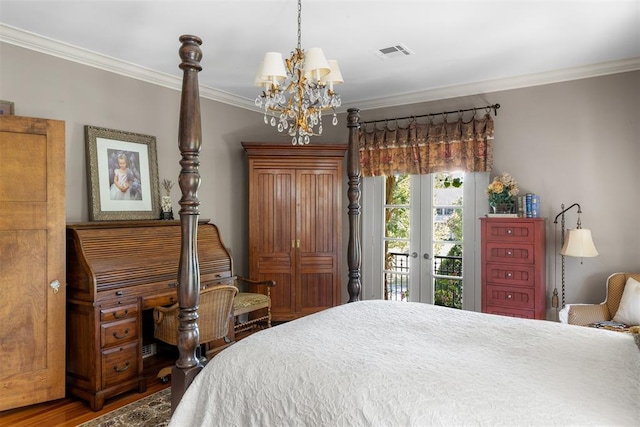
<box><xmin>480</xmin><ymin>217</ymin><xmax>546</xmax><ymax>320</ymax></box>
<box><xmin>65</xmin><ymin>220</ymin><xmax>233</xmax><ymax>410</ymax></box>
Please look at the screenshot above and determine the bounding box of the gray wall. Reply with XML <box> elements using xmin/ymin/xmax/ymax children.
<box><xmin>2</xmin><ymin>42</ymin><xmax>638</xmax><ymax>312</ymax></box>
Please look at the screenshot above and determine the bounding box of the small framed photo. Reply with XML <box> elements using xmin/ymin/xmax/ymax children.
<box><xmin>85</xmin><ymin>125</ymin><xmax>160</xmax><ymax>221</ymax></box>
<box><xmin>0</xmin><ymin>100</ymin><xmax>15</xmax><ymax>115</ymax></box>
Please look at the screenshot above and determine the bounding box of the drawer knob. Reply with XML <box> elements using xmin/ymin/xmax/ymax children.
<box><xmin>507</xmin><ymin>293</ymin><xmax>513</xmax><ymax>299</ymax></box>
<box><xmin>506</xmin><ymin>229</ymin><xmax>512</xmax><ymax>234</ymax></box>
<box><xmin>113</xmin><ymin>361</ymin><xmax>130</xmax><ymax>373</ymax></box>
<box><xmin>506</xmin><ymin>251</ymin><xmax>512</xmax><ymax>256</ymax></box>
<box><xmin>506</xmin><ymin>272</ymin><xmax>512</xmax><ymax>278</ymax></box>
<box><xmin>116</xmin><ymin>291</ymin><xmax>123</xmax><ymax>296</ymax></box>
<box><xmin>112</xmin><ymin>329</ymin><xmax>129</xmax><ymax>340</ymax></box>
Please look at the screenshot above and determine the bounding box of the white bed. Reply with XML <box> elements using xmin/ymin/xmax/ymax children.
<box><xmin>169</xmin><ymin>300</ymin><xmax>639</xmax><ymax>426</ymax></box>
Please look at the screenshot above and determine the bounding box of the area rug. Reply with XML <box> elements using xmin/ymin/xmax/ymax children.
<box><xmin>78</xmin><ymin>388</ymin><xmax>171</xmax><ymax>427</ymax></box>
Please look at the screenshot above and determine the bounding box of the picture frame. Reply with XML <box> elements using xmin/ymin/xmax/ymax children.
<box><xmin>85</xmin><ymin>125</ymin><xmax>161</xmax><ymax>221</ymax></box>
<box><xmin>0</xmin><ymin>100</ymin><xmax>15</xmax><ymax>115</ymax></box>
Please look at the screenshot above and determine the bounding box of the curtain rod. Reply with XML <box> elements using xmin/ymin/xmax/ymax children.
<box><xmin>360</xmin><ymin>103</ymin><xmax>500</xmax><ymax>125</ymax></box>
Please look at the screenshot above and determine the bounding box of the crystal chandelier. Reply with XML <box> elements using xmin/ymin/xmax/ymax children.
<box><xmin>254</xmin><ymin>0</ymin><xmax>343</xmax><ymax>145</ymax></box>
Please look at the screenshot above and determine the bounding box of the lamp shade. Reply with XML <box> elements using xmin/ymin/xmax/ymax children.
<box><xmin>560</xmin><ymin>228</ymin><xmax>599</xmax><ymax>257</ymax></box>
<box><xmin>258</xmin><ymin>52</ymin><xmax>287</xmax><ymax>82</ymax></box>
<box><xmin>320</xmin><ymin>60</ymin><xmax>344</xmax><ymax>84</ymax></box>
<box><xmin>303</xmin><ymin>47</ymin><xmax>331</xmax><ymax>81</ymax></box>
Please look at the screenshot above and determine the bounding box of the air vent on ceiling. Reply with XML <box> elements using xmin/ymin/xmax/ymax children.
<box><xmin>374</xmin><ymin>43</ymin><xmax>414</xmax><ymax>60</ymax></box>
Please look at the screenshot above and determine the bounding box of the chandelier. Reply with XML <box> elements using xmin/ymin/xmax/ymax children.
<box><xmin>254</xmin><ymin>0</ymin><xmax>343</xmax><ymax>145</ymax></box>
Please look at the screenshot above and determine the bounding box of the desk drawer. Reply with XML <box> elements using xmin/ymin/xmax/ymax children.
<box><xmin>100</xmin><ymin>303</ymin><xmax>138</xmax><ymax>322</ymax></box>
<box><xmin>485</xmin><ymin>284</ymin><xmax>535</xmax><ymax>310</ymax></box>
<box><xmin>101</xmin><ymin>341</ymin><xmax>139</xmax><ymax>388</ymax></box>
<box><xmin>101</xmin><ymin>317</ymin><xmax>138</xmax><ymax>347</ymax></box>
<box><xmin>484</xmin><ymin>305</ymin><xmax>534</xmax><ymax>319</ymax></box>
<box><xmin>142</xmin><ymin>292</ymin><xmax>177</xmax><ymax>310</ymax></box>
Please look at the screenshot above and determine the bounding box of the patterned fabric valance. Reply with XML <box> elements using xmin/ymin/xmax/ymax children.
<box><xmin>359</xmin><ymin>114</ymin><xmax>494</xmax><ymax>177</ymax></box>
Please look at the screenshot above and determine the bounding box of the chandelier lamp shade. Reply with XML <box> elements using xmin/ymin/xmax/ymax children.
<box><xmin>254</xmin><ymin>0</ymin><xmax>343</xmax><ymax>145</ymax></box>
<box><xmin>552</xmin><ymin>203</ymin><xmax>599</xmax><ymax>310</ymax></box>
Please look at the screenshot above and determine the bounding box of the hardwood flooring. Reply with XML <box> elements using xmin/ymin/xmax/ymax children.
<box><xmin>0</xmin><ymin>358</ymin><xmax>170</xmax><ymax>427</ymax></box>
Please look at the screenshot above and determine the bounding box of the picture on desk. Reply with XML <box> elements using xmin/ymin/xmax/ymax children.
<box><xmin>85</xmin><ymin>125</ymin><xmax>160</xmax><ymax>221</ymax></box>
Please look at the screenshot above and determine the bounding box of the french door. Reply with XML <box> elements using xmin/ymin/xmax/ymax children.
<box><xmin>361</xmin><ymin>172</ymin><xmax>488</xmax><ymax>310</ymax></box>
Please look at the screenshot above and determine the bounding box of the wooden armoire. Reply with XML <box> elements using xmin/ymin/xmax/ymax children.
<box><xmin>0</xmin><ymin>116</ymin><xmax>66</xmax><ymax>410</ymax></box>
<box><xmin>242</xmin><ymin>142</ymin><xmax>347</xmax><ymax>321</ymax></box>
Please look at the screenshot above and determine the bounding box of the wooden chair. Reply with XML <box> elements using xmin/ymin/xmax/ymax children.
<box><xmin>234</xmin><ymin>276</ymin><xmax>276</xmax><ymax>338</ymax></box>
<box><xmin>153</xmin><ymin>284</ymin><xmax>237</xmax><ymax>382</ymax></box>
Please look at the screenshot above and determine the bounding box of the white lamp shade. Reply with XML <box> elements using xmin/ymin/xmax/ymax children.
<box><xmin>320</xmin><ymin>60</ymin><xmax>344</xmax><ymax>85</ymax></box>
<box><xmin>258</xmin><ymin>52</ymin><xmax>287</xmax><ymax>81</ymax></box>
<box><xmin>560</xmin><ymin>228</ymin><xmax>599</xmax><ymax>257</ymax></box>
<box><xmin>303</xmin><ymin>47</ymin><xmax>331</xmax><ymax>81</ymax></box>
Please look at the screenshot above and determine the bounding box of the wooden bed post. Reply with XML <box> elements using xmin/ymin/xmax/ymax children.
<box><xmin>172</xmin><ymin>34</ymin><xmax>204</xmax><ymax>411</ymax></box>
<box><xmin>346</xmin><ymin>108</ymin><xmax>362</xmax><ymax>302</ymax></box>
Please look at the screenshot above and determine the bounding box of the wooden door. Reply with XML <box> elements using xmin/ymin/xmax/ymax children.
<box><xmin>296</xmin><ymin>168</ymin><xmax>341</xmax><ymax>315</ymax></box>
<box><xmin>0</xmin><ymin>116</ymin><xmax>66</xmax><ymax>410</ymax></box>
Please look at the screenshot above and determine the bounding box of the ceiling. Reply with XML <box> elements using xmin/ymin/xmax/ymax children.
<box><xmin>1</xmin><ymin>0</ymin><xmax>639</xmax><ymax>112</ymax></box>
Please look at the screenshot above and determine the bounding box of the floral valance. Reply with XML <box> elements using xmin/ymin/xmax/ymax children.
<box><xmin>358</xmin><ymin>114</ymin><xmax>494</xmax><ymax>177</ymax></box>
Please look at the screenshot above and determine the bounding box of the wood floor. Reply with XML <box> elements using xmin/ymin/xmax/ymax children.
<box><xmin>0</xmin><ymin>359</ymin><xmax>171</xmax><ymax>427</ymax></box>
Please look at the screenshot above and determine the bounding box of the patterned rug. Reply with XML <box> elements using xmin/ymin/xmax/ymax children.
<box><xmin>78</xmin><ymin>388</ymin><xmax>171</xmax><ymax>427</ymax></box>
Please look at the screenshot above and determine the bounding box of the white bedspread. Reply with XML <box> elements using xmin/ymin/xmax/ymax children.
<box><xmin>170</xmin><ymin>300</ymin><xmax>639</xmax><ymax>426</ymax></box>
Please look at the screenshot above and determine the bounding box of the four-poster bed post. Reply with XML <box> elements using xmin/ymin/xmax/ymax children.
<box><xmin>346</xmin><ymin>108</ymin><xmax>362</xmax><ymax>302</ymax></box>
<box><xmin>172</xmin><ymin>34</ymin><xmax>204</xmax><ymax>411</ymax></box>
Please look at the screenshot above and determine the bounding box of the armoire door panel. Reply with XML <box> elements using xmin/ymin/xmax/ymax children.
<box><xmin>299</xmin><ymin>273</ymin><xmax>336</xmax><ymax>311</ymax></box>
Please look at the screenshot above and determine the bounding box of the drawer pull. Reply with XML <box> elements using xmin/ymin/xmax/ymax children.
<box><xmin>113</xmin><ymin>361</ymin><xmax>130</xmax><ymax>373</ymax></box>
<box><xmin>506</xmin><ymin>272</ymin><xmax>512</xmax><ymax>278</ymax></box>
<box><xmin>112</xmin><ymin>329</ymin><xmax>129</xmax><ymax>339</ymax></box>
<box><xmin>506</xmin><ymin>229</ymin><xmax>512</xmax><ymax>234</ymax></box>
<box><xmin>506</xmin><ymin>251</ymin><xmax>512</xmax><ymax>256</ymax></box>
<box><xmin>116</xmin><ymin>291</ymin><xmax>123</xmax><ymax>296</ymax></box>
<box><xmin>506</xmin><ymin>293</ymin><xmax>513</xmax><ymax>299</ymax></box>
<box><xmin>113</xmin><ymin>309</ymin><xmax>129</xmax><ymax>319</ymax></box>
<box><xmin>168</xmin><ymin>282</ymin><xmax>178</xmax><ymax>288</ymax></box>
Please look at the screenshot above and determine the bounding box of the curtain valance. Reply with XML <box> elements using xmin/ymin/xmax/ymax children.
<box><xmin>359</xmin><ymin>114</ymin><xmax>494</xmax><ymax>177</ymax></box>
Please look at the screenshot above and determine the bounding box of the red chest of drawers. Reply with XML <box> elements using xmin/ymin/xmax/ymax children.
<box><xmin>480</xmin><ymin>217</ymin><xmax>546</xmax><ymax>319</ymax></box>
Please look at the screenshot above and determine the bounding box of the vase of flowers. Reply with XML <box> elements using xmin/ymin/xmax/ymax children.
<box><xmin>486</xmin><ymin>172</ymin><xmax>519</xmax><ymax>214</ymax></box>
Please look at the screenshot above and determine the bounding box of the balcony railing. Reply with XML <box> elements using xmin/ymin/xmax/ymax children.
<box><xmin>384</xmin><ymin>252</ymin><xmax>462</xmax><ymax>309</ymax></box>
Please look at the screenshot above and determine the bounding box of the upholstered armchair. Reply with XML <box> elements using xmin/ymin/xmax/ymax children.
<box><xmin>560</xmin><ymin>272</ymin><xmax>640</xmax><ymax>326</ymax></box>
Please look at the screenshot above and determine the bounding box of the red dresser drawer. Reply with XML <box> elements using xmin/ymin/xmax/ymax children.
<box><xmin>485</xmin><ymin>243</ymin><xmax>535</xmax><ymax>264</ymax></box>
<box><xmin>485</xmin><ymin>305</ymin><xmax>534</xmax><ymax>319</ymax></box>
<box><xmin>485</xmin><ymin>284</ymin><xmax>535</xmax><ymax>310</ymax></box>
<box><xmin>485</xmin><ymin>263</ymin><xmax>535</xmax><ymax>287</ymax></box>
<box><xmin>484</xmin><ymin>221</ymin><xmax>536</xmax><ymax>243</ymax></box>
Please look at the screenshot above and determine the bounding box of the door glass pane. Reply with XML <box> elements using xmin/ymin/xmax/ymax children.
<box><xmin>384</xmin><ymin>175</ymin><xmax>410</xmax><ymax>301</ymax></box>
<box><xmin>433</xmin><ymin>173</ymin><xmax>463</xmax><ymax>309</ymax></box>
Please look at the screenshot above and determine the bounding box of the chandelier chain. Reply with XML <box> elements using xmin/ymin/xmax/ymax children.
<box><xmin>297</xmin><ymin>0</ymin><xmax>302</xmax><ymax>50</ymax></box>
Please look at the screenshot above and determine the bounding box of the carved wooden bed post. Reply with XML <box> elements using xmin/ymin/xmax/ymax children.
<box><xmin>346</xmin><ymin>108</ymin><xmax>362</xmax><ymax>302</ymax></box>
<box><xmin>172</xmin><ymin>34</ymin><xmax>204</xmax><ymax>411</ymax></box>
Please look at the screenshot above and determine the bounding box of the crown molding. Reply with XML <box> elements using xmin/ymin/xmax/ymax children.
<box><xmin>2</xmin><ymin>23</ymin><xmax>638</xmax><ymax>114</ymax></box>
<box><xmin>342</xmin><ymin>57</ymin><xmax>640</xmax><ymax>112</ymax></box>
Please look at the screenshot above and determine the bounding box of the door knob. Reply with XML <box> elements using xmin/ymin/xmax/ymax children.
<box><xmin>423</xmin><ymin>253</ymin><xmax>431</xmax><ymax>260</ymax></box>
<box><xmin>49</xmin><ymin>279</ymin><xmax>61</xmax><ymax>294</ymax></box>
<box><xmin>410</xmin><ymin>252</ymin><xmax>418</xmax><ymax>258</ymax></box>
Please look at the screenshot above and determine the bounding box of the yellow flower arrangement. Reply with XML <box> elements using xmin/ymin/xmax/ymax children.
<box><xmin>486</xmin><ymin>172</ymin><xmax>519</xmax><ymax>207</ymax></box>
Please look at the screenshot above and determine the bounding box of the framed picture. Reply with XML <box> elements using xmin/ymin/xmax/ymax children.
<box><xmin>85</xmin><ymin>125</ymin><xmax>160</xmax><ymax>221</ymax></box>
<box><xmin>0</xmin><ymin>100</ymin><xmax>15</xmax><ymax>115</ymax></box>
